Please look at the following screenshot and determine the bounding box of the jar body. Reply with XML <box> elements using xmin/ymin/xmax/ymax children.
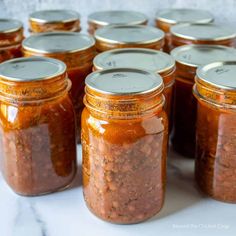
<box><xmin>194</xmin><ymin>96</ymin><xmax>236</xmax><ymax>203</ymax></box>
<box><xmin>171</xmin><ymin>70</ymin><xmax>197</xmax><ymax>157</ymax></box>
<box><xmin>82</xmin><ymin>107</ymin><xmax>168</xmax><ymax>223</ymax></box>
<box><xmin>0</xmin><ymin>44</ymin><xmax>22</xmax><ymax>63</ymax></box>
<box><xmin>95</xmin><ymin>41</ymin><xmax>164</xmax><ymax>53</ymax></box>
<box><xmin>0</xmin><ymin>86</ymin><xmax>77</xmax><ymax>196</ymax></box>
<box><xmin>170</xmin><ymin>36</ymin><xmax>235</xmax><ymax>51</ymax></box>
<box><xmin>29</xmin><ymin>20</ymin><xmax>81</xmax><ymax>33</ymax></box>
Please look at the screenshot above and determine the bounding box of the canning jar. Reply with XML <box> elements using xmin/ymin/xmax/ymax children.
<box><xmin>82</xmin><ymin>68</ymin><xmax>168</xmax><ymax>224</ymax></box>
<box><xmin>155</xmin><ymin>8</ymin><xmax>213</xmax><ymax>52</ymax></box>
<box><xmin>88</xmin><ymin>10</ymin><xmax>148</xmax><ymax>35</ymax></box>
<box><xmin>194</xmin><ymin>61</ymin><xmax>236</xmax><ymax>203</ymax></box>
<box><xmin>93</xmin><ymin>48</ymin><xmax>175</xmax><ymax>126</ymax></box>
<box><xmin>22</xmin><ymin>32</ymin><xmax>96</xmax><ymax>142</ymax></box>
<box><xmin>0</xmin><ymin>57</ymin><xmax>77</xmax><ymax>196</ymax></box>
<box><xmin>171</xmin><ymin>45</ymin><xmax>236</xmax><ymax>157</ymax></box>
<box><xmin>94</xmin><ymin>25</ymin><xmax>165</xmax><ymax>52</ymax></box>
<box><xmin>170</xmin><ymin>23</ymin><xmax>236</xmax><ymax>51</ymax></box>
<box><xmin>29</xmin><ymin>9</ymin><xmax>81</xmax><ymax>33</ymax></box>
<box><xmin>0</xmin><ymin>19</ymin><xmax>24</xmax><ymax>63</ymax></box>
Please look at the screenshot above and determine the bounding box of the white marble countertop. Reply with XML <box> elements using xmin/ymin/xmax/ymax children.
<box><xmin>0</xmin><ymin>146</ymin><xmax>235</xmax><ymax>236</ymax></box>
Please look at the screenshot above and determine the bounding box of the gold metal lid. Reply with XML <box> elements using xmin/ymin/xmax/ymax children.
<box><xmin>197</xmin><ymin>61</ymin><xmax>236</xmax><ymax>90</ymax></box>
<box><xmin>0</xmin><ymin>57</ymin><xmax>66</xmax><ymax>82</ymax></box>
<box><xmin>88</xmin><ymin>10</ymin><xmax>147</xmax><ymax>26</ymax></box>
<box><xmin>156</xmin><ymin>8</ymin><xmax>213</xmax><ymax>24</ymax></box>
<box><xmin>29</xmin><ymin>9</ymin><xmax>80</xmax><ymax>23</ymax></box>
<box><xmin>86</xmin><ymin>68</ymin><xmax>163</xmax><ymax>95</ymax></box>
<box><xmin>171</xmin><ymin>45</ymin><xmax>236</xmax><ymax>68</ymax></box>
<box><xmin>171</xmin><ymin>23</ymin><xmax>236</xmax><ymax>41</ymax></box>
<box><xmin>23</xmin><ymin>32</ymin><xmax>95</xmax><ymax>54</ymax></box>
<box><xmin>93</xmin><ymin>48</ymin><xmax>175</xmax><ymax>74</ymax></box>
<box><xmin>95</xmin><ymin>25</ymin><xmax>164</xmax><ymax>45</ymax></box>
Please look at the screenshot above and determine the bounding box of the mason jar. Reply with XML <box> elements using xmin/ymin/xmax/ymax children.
<box><xmin>0</xmin><ymin>57</ymin><xmax>77</xmax><ymax>196</ymax></box>
<box><xmin>82</xmin><ymin>68</ymin><xmax>168</xmax><ymax>223</ymax></box>
<box><xmin>92</xmin><ymin>48</ymin><xmax>175</xmax><ymax>128</ymax></box>
<box><xmin>22</xmin><ymin>32</ymin><xmax>96</xmax><ymax>142</ymax></box>
<box><xmin>155</xmin><ymin>8</ymin><xmax>213</xmax><ymax>52</ymax></box>
<box><xmin>29</xmin><ymin>9</ymin><xmax>81</xmax><ymax>33</ymax></box>
<box><xmin>171</xmin><ymin>45</ymin><xmax>236</xmax><ymax>157</ymax></box>
<box><xmin>88</xmin><ymin>10</ymin><xmax>148</xmax><ymax>35</ymax></box>
<box><xmin>94</xmin><ymin>25</ymin><xmax>165</xmax><ymax>52</ymax></box>
<box><xmin>194</xmin><ymin>61</ymin><xmax>236</xmax><ymax>203</ymax></box>
<box><xmin>0</xmin><ymin>19</ymin><xmax>24</xmax><ymax>63</ymax></box>
<box><xmin>170</xmin><ymin>23</ymin><xmax>236</xmax><ymax>51</ymax></box>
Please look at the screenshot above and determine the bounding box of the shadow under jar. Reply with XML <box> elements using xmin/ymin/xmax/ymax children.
<box><xmin>92</xmin><ymin>48</ymin><xmax>175</xmax><ymax>130</ymax></box>
<box><xmin>171</xmin><ymin>45</ymin><xmax>236</xmax><ymax>157</ymax></box>
<box><xmin>0</xmin><ymin>57</ymin><xmax>77</xmax><ymax>196</ymax></box>
<box><xmin>155</xmin><ymin>8</ymin><xmax>213</xmax><ymax>53</ymax></box>
<box><xmin>94</xmin><ymin>25</ymin><xmax>165</xmax><ymax>52</ymax></box>
<box><xmin>82</xmin><ymin>68</ymin><xmax>168</xmax><ymax>224</ymax></box>
<box><xmin>22</xmin><ymin>32</ymin><xmax>96</xmax><ymax>142</ymax></box>
<box><xmin>0</xmin><ymin>19</ymin><xmax>24</xmax><ymax>63</ymax></box>
<box><xmin>194</xmin><ymin>61</ymin><xmax>236</xmax><ymax>203</ymax></box>
<box><xmin>29</xmin><ymin>9</ymin><xmax>81</xmax><ymax>33</ymax></box>
<box><xmin>87</xmin><ymin>10</ymin><xmax>148</xmax><ymax>35</ymax></box>
<box><xmin>170</xmin><ymin>23</ymin><xmax>236</xmax><ymax>51</ymax></box>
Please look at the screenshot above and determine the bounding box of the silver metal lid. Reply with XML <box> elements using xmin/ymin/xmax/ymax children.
<box><xmin>171</xmin><ymin>45</ymin><xmax>236</xmax><ymax>68</ymax></box>
<box><xmin>23</xmin><ymin>32</ymin><xmax>95</xmax><ymax>54</ymax></box>
<box><xmin>0</xmin><ymin>19</ymin><xmax>22</xmax><ymax>33</ymax></box>
<box><xmin>156</xmin><ymin>8</ymin><xmax>213</xmax><ymax>24</ymax></box>
<box><xmin>95</xmin><ymin>25</ymin><xmax>164</xmax><ymax>44</ymax></box>
<box><xmin>0</xmin><ymin>57</ymin><xmax>66</xmax><ymax>82</ymax></box>
<box><xmin>88</xmin><ymin>10</ymin><xmax>147</xmax><ymax>26</ymax></box>
<box><xmin>86</xmin><ymin>68</ymin><xmax>163</xmax><ymax>95</ymax></box>
<box><xmin>94</xmin><ymin>48</ymin><xmax>175</xmax><ymax>73</ymax></box>
<box><xmin>29</xmin><ymin>10</ymin><xmax>80</xmax><ymax>23</ymax></box>
<box><xmin>197</xmin><ymin>61</ymin><xmax>236</xmax><ymax>90</ymax></box>
<box><xmin>171</xmin><ymin>23</ymin><xmax>236</xmax><ymax>41</ymax></box>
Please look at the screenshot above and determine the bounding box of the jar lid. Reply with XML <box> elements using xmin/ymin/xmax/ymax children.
<box><xmin>22</xmin><ymin>32</ymin><xmax>95</xmax><ymax>53</ymax></box>
<box><xmin>95</xmin><ymin>25</ymin><xmax>164</xmax><ymax>45</ymax></box>
<box><xmin>171</xmin><ymin>45</ymin><xmax>236</xmax><ymax>68</ymax></box>
<box><xmin>93</xmin><ymin>48</ymin><xmax>175</xmax><ymax>74</ymax></box>
<box><xmin>0</xmin><ymin>57</ymin><xmax>66</xmax><ymax>82</ymax></box>
<box><xmin>171</xmin><ymin>23</ymin><xmax>236</xmax><ymax>41</ymax></box>
<box><xmin>88</xmin><ymin>10</ymin><xmax>147</xmax><ymax>26</ymax></box>
<box><xmin>29</xmin><ymin>9</ymin><xmax>80</xmax><ymax>23</ymax></box>
<box><xmin>86</xmin><ymin>68</ymin><xmax>163</xmax><ymax>95</ymax></box>
<box><xmin>0</xmin><ymin>19</ymin><xmax>23</xmax><ymax>33</ymax></box>
<box><xmin>197</xmin><ymin>61</ymin><xmax>236</xmax><ymax>90</ymax></box>
<box><xmin>156</xmin><ymin>8</ymin><xmax>213</xmax><ymax>24</ymax></box>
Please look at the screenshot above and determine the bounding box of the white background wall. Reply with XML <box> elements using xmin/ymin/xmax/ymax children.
<box><xmin>0</xmin><ymin>0</ymin><xmax>236</xmax><ymax>34</ymax></box>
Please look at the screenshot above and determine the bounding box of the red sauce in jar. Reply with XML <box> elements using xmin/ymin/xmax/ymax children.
<box><xmin>0</xmin><ymin>57</ymin><xmax>77</xmax><ymax>196</ymax></box>
<box><xmin>82</xmin><ymin>68</ymin><xmax>168</xmax><ymax>223</ymax></box>
<box><xmin>194</xmin><ymin>61</ymin><xmax>236</xmax><ymax>203</ymax></box>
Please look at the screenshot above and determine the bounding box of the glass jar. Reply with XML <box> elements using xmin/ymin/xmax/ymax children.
<box><xmin>92</xmin><ymin>48</ymin><xmax>175</xmax><ymax>128</ymax></box>
<box><xmin>22</xmin><ymin>32</ymin><xmax>96</xmax><ymax>142</ymax></box>
<box><xmin>82</xmin><ymin>68</ymin><xmax>168</xmax><ymax>224</ymax></box>
<box><xmin>194</xmin><ymin>61</ymin><xmax>236</xmax><ymax>203</ymax></box>
<box><xmin>171</xmin><ymin>45</ymin><xmax>236</xmax><ymax>157</ymax></box>
<box><xmin>29</xmin><ymin>10</ymin><xmax>81</xmax><ymax>33</ymax></box>
<box><xmin>155</xmin><ymin>8</ymin><xmax>213</xmax><ymax>52</ymax></box>
<box><xmin>0</xmin><ymin>19</ymin><xmax>24</xmax><ymax>63</ymax></box>
<box><xmin>94</xmin><ymin>25</ymin><xmax>165</xmax><ymax>52</ymax></box>
<box><xmin>0</xmin><ymin>57</ymin><xmax>77</xmax><ymax>196</ymax></box>
<box><xmin>88</xmin><ymin>10</ymin><xmax>148</xmax><ymax>35</ymax></box>
<box><xmin>170</xmin><ymin>23</ymin><xmax>236</xmax><ymax>51</ymax></box>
